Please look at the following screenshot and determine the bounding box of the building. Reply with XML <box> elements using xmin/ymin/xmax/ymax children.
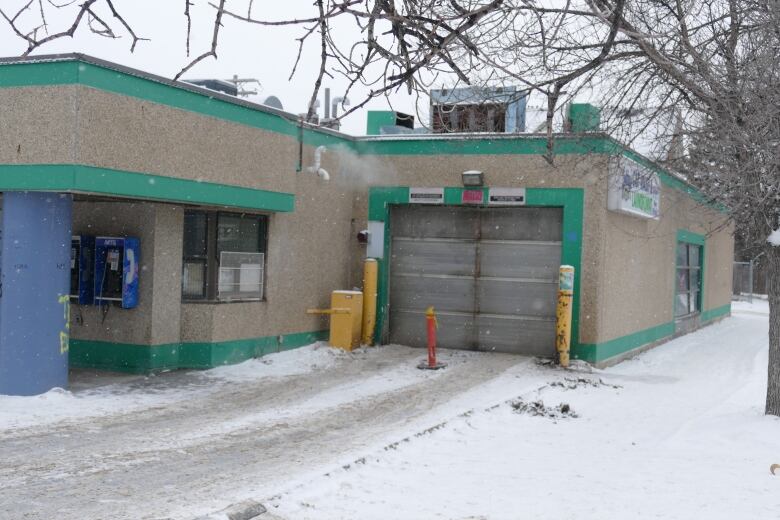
<box><xmin>0</xmin><ymin>55</ymin><xmax>733</xmax><ymax>395</ymax></box>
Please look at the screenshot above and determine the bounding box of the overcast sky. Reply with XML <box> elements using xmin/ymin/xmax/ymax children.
<box><xmin>0</xmin><ymin>1</ymin><xmax>427</xmax><ymax>135</ymax></box>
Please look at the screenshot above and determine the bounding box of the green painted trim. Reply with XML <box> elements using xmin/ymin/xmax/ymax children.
<box><xmin>572</xmin><ymin>302</ymin><xmax>731</xmax><ymax>363</ymax></box>
<box><xmin>702</xmin><ymin>303</ymin><xmax>731</xmax><ymax>322</ymax></box>
<box><xmin>677</xmin><ymin>229</ymin><xmax>706</xmax><ymax>246</ymax></box>
<box><xmin>0</xmin><ymin>164</ymin><xmax>294</xmax><ymax>212</ymax></box>
<box><xmin>69</xmin><ymin>330</ymin><xmax>328</xmax><ymax>373</ymax></box>
<box><xmin>576</xmin><ymin>322</ymin><xmax>676</xmax><ymax>364</ymax></box>
<box><xmin>366</xmin><ymin>111</ymin><xmax>398</xmax><ymax>135</ymax></box>
<box><xmin>527</xmin><ymin>188</ymin><xmax>585</xmax><ymax>352</ymax></box>
<box><xmin>356</xmin><ymin>135</ymin><xmax>610</xmax><ymax>156</ymax></box>
<box><xmin>368</xmin><ymin>187</ymin><xmax>584</xmax><ymax>351</ymax></box>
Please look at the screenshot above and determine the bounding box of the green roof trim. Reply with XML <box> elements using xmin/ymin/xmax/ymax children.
<box><xmin>355</xmin><ymin>135</ymin><xmax>610</xmax><ymax>156</ymax></box>
<box><xmin>0</xmin><ymin>164</ymin><xmax>294</xmax><ymax>212</ymax></box>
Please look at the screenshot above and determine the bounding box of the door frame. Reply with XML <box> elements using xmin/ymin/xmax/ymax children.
<box><xmin>367</xmin><ymin>186</ymin><xmax>585</xmax><ymax>355</ymax></box>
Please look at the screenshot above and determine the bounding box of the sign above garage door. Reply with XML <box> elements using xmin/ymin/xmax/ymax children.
<box><xmin>608</xmin><ymin>157</ymin><xmax>660</xmax><ymax>219</ymax></box>
<box><xmin>409</xmin><ymin>187</ymin><xmax>444</xmax><ymax>204</ymax></box>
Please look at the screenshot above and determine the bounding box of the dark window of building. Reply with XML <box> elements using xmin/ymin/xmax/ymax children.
<box><xmin>675</xmin><ymin>242</ymin><xmax>702</xmax><ymax>317</ymax></box>
<box><xmin>182</xmin><ymin>210</ymin><xmax>268</xmax><ymax>302</ymax></box>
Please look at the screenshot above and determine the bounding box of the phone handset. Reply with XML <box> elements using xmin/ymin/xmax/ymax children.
<box><xmin>125</xmin><ymin>248</ymin><xmax>136</xmax><ymax>285</ymax></box>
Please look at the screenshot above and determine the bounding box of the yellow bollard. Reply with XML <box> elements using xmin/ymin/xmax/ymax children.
<box><xmin>361</xmin><ymin>259</ymin><xmax>378</xmax><ymax>346</ymax></box>
<box><xmin>556</xmin><ymin>265</ymin><xmax>575</xmax><ymax>368</ymax></box>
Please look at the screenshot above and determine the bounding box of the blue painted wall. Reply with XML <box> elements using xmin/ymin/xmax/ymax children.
<box><xmin>0</xmin><ymin>192</ymin><xmax>72</xmax><ymax>396</ymax></box>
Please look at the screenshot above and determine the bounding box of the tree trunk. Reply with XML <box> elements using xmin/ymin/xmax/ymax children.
<box><xmin>766</xmin><ymin>245</ymin><xmax>780</xmax><ymax>415</ymax></box>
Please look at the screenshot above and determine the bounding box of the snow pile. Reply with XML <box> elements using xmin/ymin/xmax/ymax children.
<box><xmin>0</xmin><ymin>383</ymin><xmax>186</xmax><ymax>432</ymax></box>
<box><xmin>201</xmin><ymin>342</ymin><xmax>338</xmax><ymax>382</ymax></box>
<box><xmin>768</xmin><ymin>229</ymin><xmax>780</xmax><ymax>246</ymax></box>
<box><xmin>0</xmin><ymin>342</ymin><xmax>336</xmax><ymax>432</ymax></box>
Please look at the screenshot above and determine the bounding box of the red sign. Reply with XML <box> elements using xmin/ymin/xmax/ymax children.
<box><xmin>461</xmin><ymin>189</ymin><xmax>484</xmax><ymax>204</ymax></box>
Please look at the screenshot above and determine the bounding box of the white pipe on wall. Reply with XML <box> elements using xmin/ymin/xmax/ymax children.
<box><xmin>307</xmin><ymin>145</ymin><xmax>330</xmax><ymax>181</ymax></box>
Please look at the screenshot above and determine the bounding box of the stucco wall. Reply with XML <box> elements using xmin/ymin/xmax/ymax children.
<box><xmin>0</xmin><ymin>86</ymin><xmax>78</xmax><ymax>165</ymax></box>
<box><xmin>179</xmin><ymin>170</ymin><xmax>356</xmax><ymax>344</ymax></box>
<box><xmin>598</xmin><ymin>179</ymin><xmax>732</xmax><ymax>342</ymax></box>
<box><xmin>74</xmin><ymin>86</ymin><xmax>351</xmax><ymax>192</ymax></box>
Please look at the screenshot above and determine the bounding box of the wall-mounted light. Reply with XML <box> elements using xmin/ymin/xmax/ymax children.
<box><xmin>462</xmin><ymin>170</ymin><xmax>484</xmax><ymax>187</ymax></box>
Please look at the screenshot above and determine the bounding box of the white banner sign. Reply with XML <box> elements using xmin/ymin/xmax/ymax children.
<box><xmin>488</xmin><ymin>188</ymin><xmax>526</xmax><ymax>206</ymax></box>
<box><xmin>409</xmin><ymin>187</ymin><xmax>444</xmax><ymax>204</ymax></box>
<box><xmin>607</xmin><ymin>158</ymin><xmax>660</xmax><ymax>219</ymax></box>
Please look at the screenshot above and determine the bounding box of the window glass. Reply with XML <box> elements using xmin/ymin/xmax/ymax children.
<box><xmin>676</xmin><ymin>243</ymin><xmax>688</xmax><ymax>266</ymax></box>
<box><xmin>689</xmin><ymin>268</ymin><xmax>701</xmax><ymax>290</ymax></box>
<box><xmin>676</xmin><ymin>269</ymin><xmax>689</xmax><ymax>292</ymax></box>
<box><xmin>688</xmin><ymin>245</ymin><xmax>700</xmax><ymax>267</ymax></box>
<box><xmin>675</xmin><ymin>293</ymin><xmax>689</xmax><ymax>317</ymax></box>
<box><xmin>183</xmin><ymin>212</ymin><xmax>207</xmax><ymax>257</ymax></box>
<box><xmin>675</xmin><ymin>241</ymin><xmax>703</xmax><ymax>318</ymax></box>
<box><xmin>182</xmin><ymin>260</ymin><xmax>207</xmax><ymax>298</ymax></box>
<box><xmin>182</xmin><ymin>211</ymin><xmax>268</xmax><ymax>302</ymax></box>
<box><xmin>689</xmin><ymin>290</ymin><xmax>699</xmax><ymax>313</ymax></box>
<box><xmin>217</xmin><ymin>214</ymin><xmax>261</xmax><ymax>255</ymax></box>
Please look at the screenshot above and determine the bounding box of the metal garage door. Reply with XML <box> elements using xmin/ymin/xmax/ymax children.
<box><xmin>389</xmin><ymin>205</ymin><xmax>562</xmax><ymax>356</ymax></box>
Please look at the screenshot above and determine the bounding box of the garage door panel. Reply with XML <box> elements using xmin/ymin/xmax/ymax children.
<box><xmin>391</xmin><ymin>206</ymin><xmax>478</xmax><ymax>239</ymax></box>
<box><xmin>390</xmin><ymin>275</ymin><xmax>475</xmax><ymax>313</ymax></box>
<box><xmin>476</xmin><ymin>315</ymin><xmax>556</xmax><ymax>356</ymax></box>
<box><xmin>480</xmin><ymin>208</ymin><xmax>563</xmax><ymax>241</ymax></box>
<box><xmin>389</xmin><ymin>206</ymin><xmax>563</xmax><ymax>358</ymax></box>
<box><xmin>479</xmin><ymin>241</ymin><xmax>561</xmax><ymax>279</ymax></box>
<box><xmin>391</xmin><ymin>238</ymin><xmax>476</xmax><ymax>277</ymax></box>
<box><xmin>390</xmin><ymin>310</ymin><xmax>474</xmax><ymax>349</ymax></box>
<box><xmin>477</xmin><ymin>279</ymin><xmax>558</xmax><ymax>317</ymax></box>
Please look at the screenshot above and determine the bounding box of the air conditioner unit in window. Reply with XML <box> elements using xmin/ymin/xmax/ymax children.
<box><xmin>218</xmin><ymin>251</ymin><xmax>264</xmax><ymax>300</ymax></box>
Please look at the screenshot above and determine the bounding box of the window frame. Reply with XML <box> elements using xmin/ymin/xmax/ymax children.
<box><xmin>182</xmin><ymin>209</ymin><xmax>269</xmax><ymax>303</ymax></box>
<box><xmin>675</xmin><ymin>241</ymin><xmax>703</xmax><ymax>319</ymax></box>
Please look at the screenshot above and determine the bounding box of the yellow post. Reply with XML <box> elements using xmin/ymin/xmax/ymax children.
<box><xmin>556</xmin><ymin>265</ymin><xmax>575</xmax><ymax>368</ymax></box>
<box><xmin>361</xmin><ymin>259</ymin><xmax>378</xmax><ymax>346</ymax></box>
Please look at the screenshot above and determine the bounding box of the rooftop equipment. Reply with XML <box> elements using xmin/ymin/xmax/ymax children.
<box><xmin>430</xmin><ymin>86</ymin><xmax>527</xmax><ymax>133</ymax></box>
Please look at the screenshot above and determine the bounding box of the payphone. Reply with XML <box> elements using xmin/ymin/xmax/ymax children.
<box><xmin>94</xmin><ymin>236</ymin><xmax>139</xmax><ymax>309</ymax></box>
<box><xmin>70</xmin><ymin>235</ymin><xmax>95</xmax><ymax>305</ymax></box>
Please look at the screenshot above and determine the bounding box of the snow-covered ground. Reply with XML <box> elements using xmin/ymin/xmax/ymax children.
<box><xmin>269</xmin><ymin>302</ymin><xmax>780</xmax><ymax>520</ymax></box>
<box><xmin>0</xmin><ymin>303</ymin><xmax>778</xmax><ymax>520</ymax></box>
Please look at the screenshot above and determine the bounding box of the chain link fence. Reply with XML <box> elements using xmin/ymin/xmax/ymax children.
<box><xmin>733</xmin><ymin>260</ymin><xmax>766</xmax><ymax>302</ymax></box>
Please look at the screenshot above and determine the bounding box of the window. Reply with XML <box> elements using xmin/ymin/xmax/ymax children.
<box><xmin>675</xmin><ymin>242</ymin><xmax>702</xmax><ymax>318</ymax></box>
<box><xmin>182</xmin><ymin>210</ymin><xmax>268</xmax><ymax>302</ymax></box>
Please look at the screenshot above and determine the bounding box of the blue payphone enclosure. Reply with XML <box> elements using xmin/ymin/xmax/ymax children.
<box><xmin>71</xmin><ymin>235</ymin><xmax>95</xmax><ymax>305</ymax></box>
<box><xmin>94</xmin><ymin>236</ymin><xmax>139</xmax><ymax>309</ymax></box>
